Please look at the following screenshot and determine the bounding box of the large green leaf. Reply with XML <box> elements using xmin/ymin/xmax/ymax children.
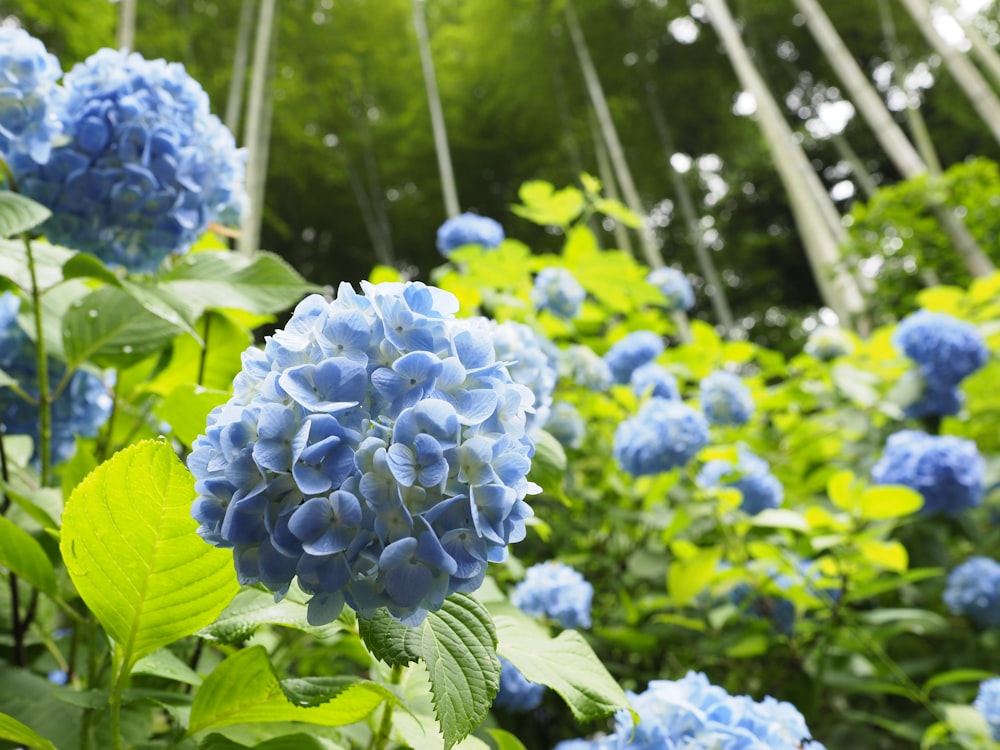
<box><xmin>0</xmin><ymin>515</ymin><xmax>57</xmax><ymax>595</ymax></box>
<box><xmin>0</xmin><ymin>711</ymin><xmax>56</xmax><ymax>750</ymax></box>
<box><xmin>491</xmin><ymin>605</ymin><xmax>632</xmax><ymax>724</ymax></box>
<box><xmin>60</xmin><ymin>439</ymin><xmax>238</xmax><ymax>671</ymax></box>
<box><xmin>160</xmin><ymin>250</ymin><xmax>319</xmax><ymax>316</ymax></box>
<box><xmin>0</xmin><ymin>192</ymin><xmax>51</xmax><ymax>238</ymax></box>
<box><xmin>200</xmin><ymin>586</ymin><xmax>343</xmax><ymax>644</ymax></box>
<box><xmin>359</xmin><ymin>595</ymin><xmax>500</xmax><ymax>749</ymax></box>
<box><xmin>187</xmin><ymin>646</ymin><xmax>391</xmax><ymax>735</ymax></box>
<box><xmin>0</xmin><ymin>238</ymin><xmax>74</xmax><ymax>293</ymax></box>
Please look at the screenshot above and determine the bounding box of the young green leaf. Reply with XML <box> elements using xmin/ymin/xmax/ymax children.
<box><xmin>0</xmin><ymin>711</ymin><xmax>56</xmax><ymax>750</ymax></box>
<box><xmin>0</xmin><ymin>515</ymin><xmax>57</xmax><ymax>595</ymax></box>
<box><xmin>60</xmin><ymin>439</ymin><xmax>238</xmax><ymax>672</ymax></box>
<box><xmin>859</xmin><ymin>485</ymin><xmax>924</xmax><ymax>520</ymax></box>
<box><xmin>0</xmin><ymin>192</ymin><xmax>51</xmax><ymax>238</ymax></box>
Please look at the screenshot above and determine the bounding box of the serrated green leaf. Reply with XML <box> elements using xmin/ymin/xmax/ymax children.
<box><xmin>160</xmin><ymin>250</ymin><xmax>319</xmax><ymax>316</ymax></box>
<box><xmin>0</xmin><ymin>515</ymin><xmax>56</xmax><ymax>595</ymax></box>
<box><xmin>200</xmin><ymin>587</ymin><xmax>342</xmax><ymax>643</ymax></box>
<box><xmin>0</xmin><ymin>192</ymin><xmax>51</xmax><ymax>238</ymax></box>
<box><xmin>492</xmin><ymin>607</ymin><xmax>631</xmax><ymax>724</ymax></box>
<box><xmin>132</xmin><ymin>648</ymin><xmax>202</xmax><ymax>686</ymax></box>
<box><xmin>0</xmin><ymin>710</ymin><xmax>56</xmax><ymax>750</ymax></box>
<box><xmin>60</xmin><ymin>439</ymin><xmax>239</xmax><ymax>672</ymax></box>
<box><xmin>187</xmin><ymin>646</ymin><xmax>390</xmax><ymax>735</ymax></box>
<box><xmin>859</xmin><ymin>485</ymin><xmax>924</xmax><ymax>520</ymax></box>
<box><xmin>357</xmin><ymin>608</ymin><xmax>421</xmax><ymax>667</ymax></box>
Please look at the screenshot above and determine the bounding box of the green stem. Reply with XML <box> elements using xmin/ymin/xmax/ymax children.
<box><xmin>369</xmin><ymin>664</ymin><xmax>403</xmax><ymax>750</ymax></box>
<box><xmin>197</xmin><ymin>311</ymin><xmax>213</xmax><ymax>386</ymax></box>
<box><xmin>109</xmin><ymin>658</ymin><xmax>129</xmax><ymax>750</ymax></box>
<box><xmin>23</xmin><ymin>234</ymin><xmax>52</xmax><ymax>486</ymax></box>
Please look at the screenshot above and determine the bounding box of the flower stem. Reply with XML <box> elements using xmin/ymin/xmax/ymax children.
<box><xmin>23</xmin><ymin>234</ymin><xmax>52</xmax><ymax>485</ymax></box>
<box><xmin>369</xmin><ymin>664</ymin><xmax>403</xmax><ymax>750</ymax></box>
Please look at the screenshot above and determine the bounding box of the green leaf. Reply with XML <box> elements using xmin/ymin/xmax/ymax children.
<box><xmin>484</xmin><ymin>728</ymin><xmax>528</xmax><ymax>750</ymax></box>
<box><xmin>144</xmin><ymin>311</ymin><xmax>253</xmax><ymax>395</ymax></box>
<box><xmin>857</xmin><ymin>539</ymin><xmax>909</xmax><ymax>572</ymax></box>
<box><xmin>0</xmin><ymin>192</ymin><xmax>51</xmax><ymax>238</ymax></box>
<box><xmin>160</xmin><ymin>251</ymin><xmax>319</xmax><ymax>316</ymax></box>
<box><xmin>859</xmin><ymin>485</ymin><xmax>924</xmax><ymax>520</ymax></box>
<box><xmin>0</xmin><ymin>515</ymin><xmax>56</xmax><ymax>595</ymax></box>
<box><xmin>668</xmin><ymin>546</ymin><xmax>721</xmax><ymax>607</ymax></box>
<box><xmin>492</xmin><ymin>605</ymin><xmax>632</xmax><ymax>724</ymax></box>
<box><xmin>511</xmin><ymin>181</ymin><xmax>585</xmax><ymax>228</ymax></box>
<box><xmin>61</xmin><ymin>253</ymin><xmax>121</xmax><ymax>286</ymax></box>
<box><xmin>198</xmin><ymin>733</ymin><xmax>329</xmax><ymax>750</ymax></box>
<box><xmin>528</xmin><ymin>429</ymin><xmax>566</xmax><ymax>488</ymax></box>
<box><xmin>360</xmin><ymin>595</ymin><xmax>500</xmax><ymax>749</ymax></box>
<box><xmin>0</xmin><ymin>711</ymin><xmax>56</xmax><ymax>750</ymax></box>
<box><xmin>155</xmin><ymin>384</ymin><xmax>231</xmax><ymax>447</ymax></box>
<box><xmin>827</xmin><ymin>470</ymin><xmax>860</xmax><ymax>513</ymax></box>
<box><xmin>748</xmin><ymin>509</ymin><xmax>810</xmax><ymax>532</ymax></box>
<box><xmin>187</xmin><ymin>646</ymin><xmax>391</xmax><ymax>735</ymax></box>
<box><xmin>60</xmin><ymin>439</ymin><xmax>239</xmax><ymax>672</ymax></box>
<box><xmin>922</xmin><ymin>669</ymin><xmax>997</xmax><ymax>695</ymax></box>
<box><xmin>200</xmin><ymin>586</ymin><xmax>342</xmax><ymax>643</ymax></box>
<box><xmin>0</xmin><ymin>238</ymin><xmax>73</xmax><ymax>292</ymax></box>
<box><xmin>593</xmin><ymin>197</ymin><xmax>642</xmax><ymax>228</ymax></box>
<box><xmin>62</xmin><ymin>286</ymin><xmax>184</xmax><ymax>368</ymax></box>
<box><xmin>132</xmin><ymin>648</ymin><xmax>202</xmax><ymax>686</ymax></box>
<box><xmin>0</xmin><ymin>478</ymin><xmax>61</xmax><ymax>530</ymax></box>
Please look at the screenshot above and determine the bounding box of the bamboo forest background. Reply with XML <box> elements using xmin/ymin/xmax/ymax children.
<box><xmin>7</xmin><ymin>0</ymin><xmax>1000</xmax><ymax>345</ymax></box>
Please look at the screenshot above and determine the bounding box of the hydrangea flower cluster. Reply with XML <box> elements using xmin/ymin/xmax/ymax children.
<box><xmin>546</xmin><ymin>400</ymin><xmax>585</xmax><ymax>449</ymax></box>
<box><xmin>0</xmin><ymin>292</ymin><xmax>112</xmax><ymax>466</ymax></box>
<box><xmin>491</xmin><ymin>320</ymin><xmax>557</xmax><ymax>435</ymax></box>
<box><xmin>943</xmin><ymin>556</ymin><xmax>1000</xmax><ymax>629</ymax></box>
<box><xmin>603</xmin><ymin>331</ymin><xmax>664</xmax><ymax>385</ymax></box>
<box><xmin>494</xmin><ymin>656</ymin><xmax>546</xmax><ymax>712</ymax></box>
<box><xmin>188</xmin><ymin>281</ymin><xmax>538</xmax><ymax>626</ymax></box>
<box><xmin>554</xmin><ymin>671</ymin><xmax>823</xmax><ymax>750</ymax></box>
<box><xmin>532</xmin><ymin>267</ymin><xmax>586</xmax><ymax>320</ymax></box>
<box><xmin>975</xmin><ymin>678</ymin><xmax>1000</xmax><ymax>741</ymax></box>
<box><xmin>435</xmin><ymin>212</ymin><xmax>504</xmax><ymax>257</ymax></box>
<box><xmin>871</xmin><ymin>430</ymin><xmax>984</xmax><ymax>515</ymax></box>
<box><xmin>646</xmin><ymin>267</ymin><xmax>694</xmax><ymax>311</ymax></box>
<box><xmin>512</xmin><ymin>560</ymin><xmax>594</xmax><ymax>629</ymax></box>
<box><xmin>697</xmin><ymin>446</ymin><xmax>784</xmax><ymax>515</ymax></box>
<box><xmin>0</xmin><ymin>28</ymin><xmax>64</xmax><ymax>167</ymax></box>
<box><xmin>630</xmin><ymin>362</ymin><xmax>680</xmax><ymax>401</ymax></box>
<box><xmin>893</xmin><ymin>310</ymin><xmax>988</xmax><ymax>417</ymax></box>
<box><xmin>803</xmin><ymin>325</ymin><xmax>854</xmax><ymax>360</ymax></box>
<box><xmin>613</xmin><ymin>398</ymin><xmax>709</xmax><ymax>476</ymax></box>
<box><xmin>700</xmin><ymin>370</ymin><xmax>754</xmax><ymax>426</ymax></box>
<box><xmin>560</xmin><ymin>345</ymin><xmax>612</xmax><ymax>391</ymax></box>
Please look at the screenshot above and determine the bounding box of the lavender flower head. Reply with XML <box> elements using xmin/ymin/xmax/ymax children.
<box><xmin>512</xmin><ymin>560</ymin><xmax>593</xmax><ymax>629</ymax></box>
<box><xmin>603</xmin><ymin>331</ymin><xmax>664</xmax><ymax>385</ymax></box>
<box><xmin>975</xmin><ymin>678</ymin><xmax>1000</xmax><ymax>741</ymax></box>
<box><xmin>560</xmin><ymin>344</ymin><xmax>612</xmax><ymax>391</ymax></box>
<box><xmin>188</xmin><ymin>281</ymin><xmax>538</xmax><ymax>626</ymax></box>
<box><xmin>16</xmin><ymin>48</ymin><xmax>246</xmax><ymax>272</ymax></box>
<box><xmin>700</xmin><ymin>370</ymin><xmax>754</xmax><ymax>426</ymax></box>
<box><xmin>647</xmin><ymin>267</ymin><xmax>694</xmax><ymax>311</ymax></box>
<box><xmin>697</xmin><ymin>446</ymin><xmax>783</xmax><ymax>515</ymax></box>
<box><xmin>943</xmin><ymin>556</ymin><xmax>1000</xmax><ymax>629</ymax></box>
<box><xmin>532</xmin><ymin>267</ymin><xmax>585</xmax><ymax>320</ymax></box>
<box><xmin>436</xmin><ymin>212</ymin><xmax>504</xmax><ymax>257</ymax></box>
<box><xmin>0</xmin><ymin>28</ymin><xmax>64</xmax><ymax>167</ymax></box>
<box><xmin>871</xmin><ymin>429</ymin><xmax>984</xmax><ymax>515</ymax></box>
<box><xmin>613</xmin><ymin>397</ymin><xmax>709</xmax><ymax>476</ymax></box>
<box><xmin>491</xmin><ymin>320</ymin><xmax>557</xmax><ymax>435</ymax></box>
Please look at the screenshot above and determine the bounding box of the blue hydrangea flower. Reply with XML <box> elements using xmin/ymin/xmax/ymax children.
<box><xmin>512</xmin><ymin>560</ymin><xmax>594</xmax><ymax>629</ymax></box>
<box><xmin>0</xmin><ymin>28</ymin><xmax>64</xmax><ymax>167</ymax></box>
<box><xmin>613</xmin><ymin>398</ymin><xmax>709</xmax><ymax>476</ymax></box>
<box><xmin>697</xmin><ymin>446</ymin><xmax>783</xmax><ymax>515</ymax></box>
<box><xmin>700</xmin><ymin>370</ymin><xmax>754</xmax><ymax>426</ymax></box>
<box><xmin>546</xmin><ymin>400</ymin><xmax>585</xmax><ymax>449</ymax></box>
<box><xmin>493</xmin><ymin>656</ymin><xmax>546</xmax><ymax>712</ymax></box>
<box><xmin>189</xmin><ymin>281</ymin><xmax>538</xmax><ymax>626</ymax></box>
<box><xmin>559</xmin><ymin>345</ymin><xmax>612</xmax><ymax>391</ymax></box>
<box><xmin>943</xmin><ymin>556</ymin><xmax>1000</xmax><ymax>629</ymax></box>
<box><xmin>532</xmin><ymin>267</ymin><xmax>585</xmax><ymax>319</ymax></box>
<box><xmin>903</xmin><ymin>379</ymin><xmax>964</xmax><ymax>419</ymax></box>
<box><xmin>555</xmin><ymin>672</ymin><xmax>821</xmax><ymax>750</ymax></box>
<box><xmin>975</xmin><ymin>678</ymin><xmax>1000</xmax><ymax>741</ymax></box>
<box><xmin>15</xmin><ymin>48</ymin><xmax>246</xmax><ymax>272</ymax></box>
<box><xmin>804</xmin><ymin>325</ymin><xmax>854</xmax><ymax>360</ymax></box>
<box><xmin>603</xmin><ymin>331</ymin><xmax>664</xmax><ymax>385</ymax></box>
<box><xmin>491</xmin><ymin>320</ymin><xmax>557</xmax><ymax>435</ymax></box>
<box><xmin>894</xmin><ymin>310</ymin><xmax>988</xmax><ymax>388</ymax></box>
<box><xmin>436</xmin><ymin>212</ymin><xmax>504</xmax><ymax>257</ymax></box>
<box><xmin>646</xmin><ymin>267</ymin><xmax>694</xmax><ymax>311</ymax></box>
<box><xmin>0</xmin><ymin>292</ymin><xmax>112</xmax><ymax>467</ymax></box>
<box><xmin>629</xmin><ymin>362</ymin><xmax>680</xmax><ymax>401</ymax></box>
<box><xmin>871</xmin><ymin>430</ymin><xmax>985</xmax><ymax>515</ymax></box>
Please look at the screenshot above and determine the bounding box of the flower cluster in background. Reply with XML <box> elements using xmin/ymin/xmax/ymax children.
<box><xmin>491</xmin><ymin>320</ymin><xmax>558</xmax><ymax>436</ymax></box>
<box><xmin>943</xmin><ymin>556</ymin><xmax>1000</xmax><ymax>629</ymax></box>
<box><xmin>629</xmin><ymin>362</ymin><xmax>680</xmax><ymax>401</ymax></box>
<box><xmin>871</xmin><ymin>429</ymin><xmax>985</xmax><ymax>515</ymax></box>
<box><xmin>0</xmin><ymin>292</ymin><xmax>111</xmax><ymax>466</ymax></box>
<box><xmin>0</xmin><ymin>27</ymin><xmax>64</xmax><ymax>167</ymax></box>
<box><xmin>803</xmin><ymin>325</ymin><xmax>854</xmax><ymax>360</ymax></box>
<box><xmin>189</xmin><ymin>281</ymin><xmax>538</xmax><ymax>625</ymax></box>
<box><xmin>532</xmin><ymin>267</ymin><xmax>586</xmax><ymax>320</ymax></box>
<box><xmin>554</xmin><ymin>671</ymin><xmax>824</xmax><ymax>749</ymax></box>
<box><xmin>646</xmin><ymin>266</ymin><xmax>694</xmax><ymax>312</ymax></box>
<box><xmin>613</xmin><ymin>398</ymin><xmax>709</xmax><ymax>476</ymax></box>
<box><xmin>603</xmin><ymin>330</ymin><xmax>664</xmax><ymax>385</ymax></box>
<box><xmin>697</xmin><ymin>445</ymin><xmax>784</xmax><ymax>515</ymax></box>
<box><xmin>512</xmin><ymin>560</ymin><xmax>594</xmax><ymax>629</ymax></box>
<box><xmin>893</xmin><ymin>310</ymin><xmax>988</xmax><ymax>417</ymax></box>
<box><xmin>494</xmin><ymin>655</ymin><xmax>547</xmax><ymax>713</ymax></box>
<box><xmin>975</xmin><ymin>678</ymin><xmax>1000</xmax><ymax>741</ymax></box>
<box><xmin>546</xmin><ymin>400</ymin><xmax>585</xmax><ymax>449</ymax></box>
<box><xmin>559</xmin><ymin>344</ymin><xmax>612</xmax><ymax>391</ymax></box>
<box><xmin>436</xmin><ymin>212</ymin><xmax>504</xmax><ymax>257</ymax></box>
<box><xmin>699</xmin><ymin>370</ymin><xmax>755</xmax><ymax>426</ymax></box>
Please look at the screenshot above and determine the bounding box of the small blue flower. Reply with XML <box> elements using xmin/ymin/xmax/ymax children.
<box><xmin>491</xmin><ymin>320</ymin><xmax>557</xmax><ymax>436</ymax></box>
<box><xmin>546</xmin><ymin>400</ymin><xmax>585</xmax><ymax>449</ymax></box>
<box><xmin>46</xmin><ymin>669</ymin><xmax>69</xmax><ymax>686</ymax></box>
<box><xmin>603</xmin><ymin>331</ymin><xmax>664</xmax><ymax>385</ymax></box>
<box><xmin>943</xmin><ymin>556</ymin><xmax>1000</xmax><ymax>629</ymax></box>
<box><xmin>532</xmin><ymin>267</ymin><xmax>586</xmax><ymax>319</ymax></box>
<box><xmin>0</xmin><ymin>28</ymin><xmax>64</xmax><ymax>167</ymax></box>
<box><xmin>494</xmin><ymin>656</ymin><xmax>546</xmax><ymax>712</ymax></box>
<box><xmin>697</xmin><ymin>446</ymin><xmax>783</xmax><ymax>515</ymax></box>
<box><xmin>436</xmin><ymin>212</ymin><xmax>504</xmax><ymax>257</ymax></box>
<box><xmin>559</xmin><ymin>345</ymin><xmax>612</xmax><ymax>391</ymax></box>
<box><xmin>629</xmin><ymin>362</ymin><xmax>680</xmax><ymax>401</ymax></box>
<box><xmin>613</xmin><ymin>398</ymin><xmax>709</xmax><ymax>476</ymax></box>
<box><xmin>647</xmin><ymin>267</ymin><xmax>694</xmax><ymax>311</ymax></box>
<box><xmin>512</xmin><ymin>560</ymin><xmax>593</xmax><ymax>629</ymax></box>
<box><xmin>975</xmin><ymin>678</ymin><xmax>1000</xmax><ymax>741</ymax></box>
<box><xmin>700</xmin><ymin>370</ymin><xmax>754</xmax><ymax>426</ymax></box>
<box><xmin>871</xmin><ymin>430</ymin><xmax>985</xmax><ymax>515</ymax></box>
<box><xmin>894</xmin><ymin>310</ymin><xmax>988</xmax><ymax>390</ymax></box>
<box><xmin>804</xmin><ymin>325</ymin><xmax>854</xmax><ymax>360</ymax></box>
